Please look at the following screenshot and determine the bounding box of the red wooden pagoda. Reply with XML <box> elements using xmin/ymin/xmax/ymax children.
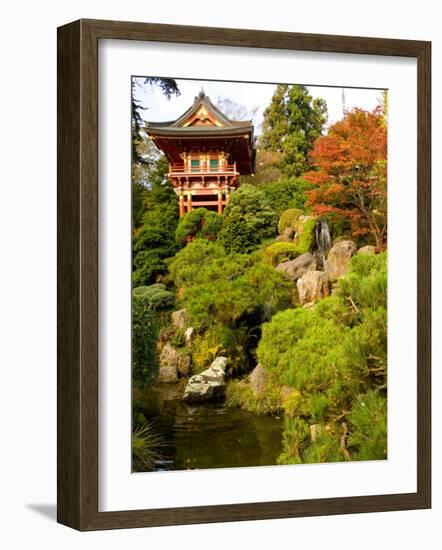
<box><xmin>146</xmin><ymin>91</ymin><xmax>256</xmax><ymax>216</ymax></box>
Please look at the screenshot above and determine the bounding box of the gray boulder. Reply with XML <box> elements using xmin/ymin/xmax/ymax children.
<box><xmin>324</xmin><ymin>240</ymin><xmax>357</xmax><ymax>281</ymax></box>
<box><xmin>297</xmin><ymin>270</ymin><xmax>330</xmax><ymax>305</ymax></box>
<box><xmin>276</xmin><ymin>252</ymin><xmax>317</xmax><ymax>281</ymax></box>
<box><xmin>183</xmin><ymin>357</ymin><xmax>227</xmax><ymax>403</ymax></box>
<box><xmin>249</xmin><ymin>364</ymin><xmax>268</xmax><ymax>396</ymax></box>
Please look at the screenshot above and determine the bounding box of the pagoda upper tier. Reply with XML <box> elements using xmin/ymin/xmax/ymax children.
<box><xmin>145</xmin><ymin>90</ymin><xmax>256</xmax><ymax>215</ymax></box>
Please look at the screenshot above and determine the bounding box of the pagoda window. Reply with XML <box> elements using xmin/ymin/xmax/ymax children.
<box><xmin>190</xmin><ymin>159</ymin><xmax>200</xmax><ymax>172</ymax></box>
<box><xmin>209</xmin><ymin>159</ymin><xmax>219</xmax><ymax>172</ymax></box>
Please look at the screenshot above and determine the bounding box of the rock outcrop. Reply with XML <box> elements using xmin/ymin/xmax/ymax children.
<box><xmin>324</xmin><ymin>240</ymin><xmax>357</xmax><ymax>281</ymax></box>
<box><xmin>183</xmin><ymin>357</ymin><xmax>227</xmax><ymax>403</ymax></box>
<box><xmin>171</xmin><ymin>308</ymin><xmax>188</xmax><ymax>329</ymax></box>
<box><xmin>158</xmin><ymin>365</ymin><xmax>179</xmax><ymax>383</ymax></box>
<box><xmin>249</xmin><ymin>364</ymin><xmax>268</xmax><ymax>396</ymax></box>
<box><xmin>357</xmin><ymin>245</ymin><xmax>376</xmax><ymax>255</ymax></box>
<box><xmin>159</xmin><ymin>343</ymin><xmax>191</xmax><ymax>380</ymax></box>
<box><xmin>276</xmin><ymin>252</ymin><xmax>317</xmax><ymax>281</ymax></box>
<box><xmin>297</xmin><ymin>270</ymin><xmax>330</xmax><ymax>305</ymax></box>
<box><xmin>276</xmin><ymin>226</ymin><xmax>295</xmax><ymax>242</ymax></box>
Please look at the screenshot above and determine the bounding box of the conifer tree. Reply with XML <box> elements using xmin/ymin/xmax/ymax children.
<box><xmin>260</xmin><ymin>84</ymin><xmax>327</xmax><ymax>177</ymax></box>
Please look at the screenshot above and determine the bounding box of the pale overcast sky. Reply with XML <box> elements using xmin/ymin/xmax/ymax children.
<box><xmin>133</xmin><ymin>77</ymin><xmax>384</xmax><ymax>135</ymax></box>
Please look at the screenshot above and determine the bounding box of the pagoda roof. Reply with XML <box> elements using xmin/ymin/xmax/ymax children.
<box><xmin>146</xmin><ymin>90</ymin><xmax>253</xmax><ymax>133</ymax></box>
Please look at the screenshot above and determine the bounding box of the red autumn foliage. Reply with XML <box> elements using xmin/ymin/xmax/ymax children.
<box><xmin>305</xmin><ymin>107</ymin><xmax>387</xmax><ymax>248</ymax></box>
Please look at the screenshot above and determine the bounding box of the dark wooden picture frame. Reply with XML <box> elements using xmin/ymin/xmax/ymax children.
<box><xmin>57</xmin><ymin>18</ymin><xmax>431</xmax><ymax>531</ymax></box>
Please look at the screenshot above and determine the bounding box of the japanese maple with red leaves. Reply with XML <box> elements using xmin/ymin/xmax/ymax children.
<box><xmin>305</xmin><ymin>107</ymin><xmax>387</xmax><ymax>249</ymax></box>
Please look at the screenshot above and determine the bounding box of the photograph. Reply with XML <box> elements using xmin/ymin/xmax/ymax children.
<box><xmin>130</xmin><ymin>76</ymin><xmax>388</xmax><ymax>472</ymax></box>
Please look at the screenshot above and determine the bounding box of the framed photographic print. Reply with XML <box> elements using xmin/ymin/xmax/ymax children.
<box><xmin>57</xmin><ymin>19</ymin><xmax>431</xmax><ymax>530</ymax></box>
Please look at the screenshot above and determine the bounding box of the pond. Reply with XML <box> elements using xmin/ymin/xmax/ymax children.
<box><xmin>135</xmin><ymin>382</ymin><xmax>284</xmax><ymax>471</ymax></box>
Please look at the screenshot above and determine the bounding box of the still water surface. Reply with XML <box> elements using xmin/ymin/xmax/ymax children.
<box><xmin>136</xmin><ymin>382</ymin><xmax>284</xmax><ymax>471</ymax></box>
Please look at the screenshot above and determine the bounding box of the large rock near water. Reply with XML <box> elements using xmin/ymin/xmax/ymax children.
<box><xmin>276</xmin><ymin>252</ymin><xmax>317</xmax><ymax>281</ymax></box>
<box><xmin>183</xmin><ymin>357</ymin><xmax>227</xmax><ymax>403</ymax></box>
<box><xmin>324</xmin><ymin>240</ymin><xmax>357</xmax><ymax>281</ymax></box>
<box><xmin>297</xmin><ymin>270</ymin><xmax>330</xmax><ymax>305</ymax></box>
<box><xmin>159</xmin><ymin>343</ymin><xmax>191</xmax><ymax>380</ymax></box>
<box><xmin>249</xmin><ymin>364</ymin><xmax>268</xmax><ymax>396</ymax></box>
<box><xmin>158</xmin><ymin>365</ymin><xmax>179</xmax><ymax>383</ymax></box>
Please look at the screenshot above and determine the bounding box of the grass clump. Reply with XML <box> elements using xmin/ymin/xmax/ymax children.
<box><xmin>225</xmin><ymin>379</ymin><xmax>283</xmax><ymax>415</ymax></box>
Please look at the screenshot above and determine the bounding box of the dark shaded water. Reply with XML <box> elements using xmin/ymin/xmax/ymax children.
<box><xmin>135</xmin><ymin>382</ymin><xmax>284</xmax><ymax>471</ymax></box>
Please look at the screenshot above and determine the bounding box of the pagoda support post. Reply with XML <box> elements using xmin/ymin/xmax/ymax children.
<box><xmin>187</xmin><ymin>192</ymin><xmax>192</xmax><ymax>212</ymax></box>
<box><xmin>217</xmin><ymin>191</ymin><xmax>223</xmax><ymax>214</ymax></box>
<box><xmin>179</xmin><ymin>194</ymin><xmax>185</xmax><ymax>217</ymax></box>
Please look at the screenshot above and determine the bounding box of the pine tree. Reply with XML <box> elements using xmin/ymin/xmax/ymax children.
<box><xmin>260</xmin><ymin>84</ymin><xmax>327</xmax><ymax>177</ymax></box>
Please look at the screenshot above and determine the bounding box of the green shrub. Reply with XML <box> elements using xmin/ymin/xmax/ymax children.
<box><xmin>167</xmin><ymin>239</ymin><xmax>226</xmax><ymax>288</ymax></box>
<box><xmin>132</xmin><ymin>284</ymin><xmax>175</xmax><ymax>311</ymax></box>
<box><xmin>182</xmin><ymin>254</ymin><xmax>291</xmax><ymax>329</ymax></box>
<box><xmin>348</xmin><ymin>391</ymin><xmax>387</xmax><ymax>460</ymax></box>
<box><xmin>277</xmin><ymin>417</ymin><xmax>310</xmax><ymax>464</ymax></box>
<box><xmin>278</xmin><ymin>207</ymin><xmax>303</xmax><ymax>234</ymax></box>
<box><xmin>175</xmin><ymin>208</ymin><xmax>222</xmax><ymax>246</ymax></box>
<box><xmin>219</xmin><ymin>184</ymin><xmax>278</xmax><ymax>253</ymax></box>
<box><xmin>132</xmin><ymin>296</ymin><xmax>159</xmax><ymax>386</ymax></box>
<box><xmin>264</xmin><ymin>242</ymin><xmax>300</xmax><ymax>266</ymax></box>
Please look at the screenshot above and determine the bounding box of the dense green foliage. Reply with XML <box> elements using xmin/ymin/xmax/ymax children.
<box><xmin>260</xmin><ymin>84</ymin><xmax>327</xmax><ymax>177</ymax></box>
<box><xmin>133</xmin><ymin>283</ymin><xmax>175</xmax><ymax>311</ymax></box>
<box><xmin>218</xmin><ymin>184</ymin><xmax>278</xmax><ymax>253</ymax></box>
<box><xmin>167</xmin><ymin>239</ymin><xmax>226</xmax><ymax>288</ymax></box>
<box><xmin>132</xmin><ymin>295</ymin><xmax>159</xmax><ymax>387</ymax></box>
<box><xmin>169</xmin><ymin>240</ymin><xmax>292</xmax><ymax>371</ymax></box>
<box><xmin>175</xmin><ymin>208</ymin><xmax>222</xmax><ymax>246</ymax></box>
<box><xmin>171</xmin><ymin>244</ymin><xmax>291</xmax><ymax>329</ymax></box>
<box><xmin>132</xmin><ymin>160</ymin><xmax>179</xmax><ymax>286</ymax></box>
<box><xmin>257</xmin><ymin>252</ymin><xmax>387</xmax><ymax>463</ymax></box>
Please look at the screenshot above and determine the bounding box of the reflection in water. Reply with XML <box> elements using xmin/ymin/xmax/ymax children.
<box><xmin>135</xmin><ymin>383</ymin><xmax>284</xmax><ymax>471</ymax></box>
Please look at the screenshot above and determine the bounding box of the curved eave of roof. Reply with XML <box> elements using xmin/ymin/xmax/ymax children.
<box><xmin>146</xmin><ymin>125</ymin><xmax>253</xmax><ymax>137</ymax></box>
<box><xmin>173</xmin><ymin>93</ymin><xmax>249</xmax><ymax>127</ymax></box>
<box><xmin>146</xmin><ymin>91</ymin><xmax>252</xmax><ymax>129</ymax></box>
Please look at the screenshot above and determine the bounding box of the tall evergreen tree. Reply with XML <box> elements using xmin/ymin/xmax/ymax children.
<box><xmin>260</xmin><ymin>84</ymin><xmax>327</xmax><ymax>177</ymax></box>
